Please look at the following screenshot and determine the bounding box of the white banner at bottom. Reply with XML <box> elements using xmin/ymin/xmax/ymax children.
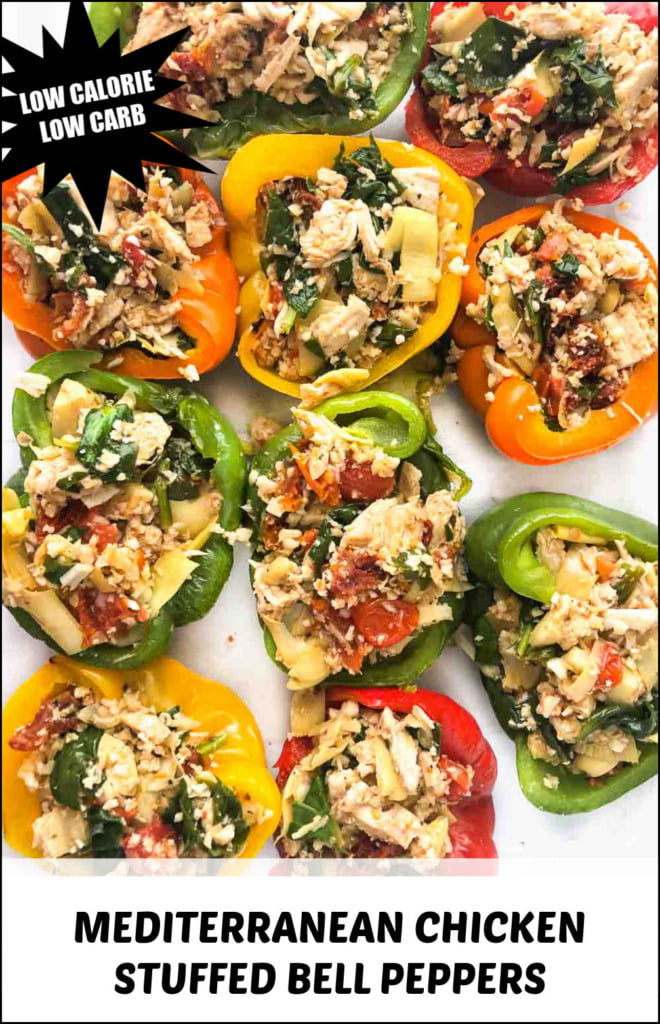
<box><xmin>2</xmin><ymin>857</ymin><xmax>657</xmax><ymax>1023</ymax></box>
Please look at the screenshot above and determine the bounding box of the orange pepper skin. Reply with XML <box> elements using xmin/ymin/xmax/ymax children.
<box><xmin>2</xmin><ymin>167</ymin><xmax>239</xmax><ymax>380</ymax></box>
<box><xmin>222</xmin><ymin>134</ymin><xmax>475</xmax><ymax>399</ymax></box>
<box><xmin>451</xmin><ymin>205</ymin><xmax>659</xmax><ymax>464</ymax></box>
<box><xmin>2</xmin><ymin>657</ymin><xmax>281</xmax><ymax>860</ymax></box>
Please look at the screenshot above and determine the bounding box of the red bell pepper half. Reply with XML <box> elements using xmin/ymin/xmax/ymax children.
<box><xmin>276</xmin><ymin>687</ymin><xmax>498</xmax><ymax>860</ymax></box>
<box><xmin>406</xmin><ymin>2</ymin><xmax>658</xmax><ymax>203</ymax></box>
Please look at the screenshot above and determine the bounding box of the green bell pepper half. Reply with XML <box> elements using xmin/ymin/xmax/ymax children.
<box><xmin>465</xmin><ymin>492</ymin><xmax>658</xmax><ymax>813</ymax></box>
<box><xmin>6</xmin><ymin>351</ymin><xmax>246</xmax><ymax>668</ymax></box>
<box><xmin>248</xmin><ymin>390</ymin><xmax>470</xmax><ymax>688</ymax></box>
<box><xmin>466</xmin><ymin>492</ymin><xmax>658</xmax><ymax>605</ymax></box>
<box><xmin>89</xmin><ymin>2</ymin><xmax>431</xmax><ymax>159</ymax></box>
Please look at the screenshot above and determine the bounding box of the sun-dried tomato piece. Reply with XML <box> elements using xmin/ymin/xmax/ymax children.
<box><xmin>8</xmin><ymin>689</ymin><xmax>80</xmax><ymax>751</ymax></box>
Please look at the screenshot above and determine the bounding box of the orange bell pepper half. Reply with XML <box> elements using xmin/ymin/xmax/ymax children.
<box><xmin>2</xmin><ymin>167</ymin><xmax>239</xmax><ymax>380</ymax></box>
<box><xmin>452</xmin><ymin>205</ymin><xmax>658</xmax><ymax>465</ymax></box>
<box><xmin>221</xmin><ymin>134</ymin><xmax>475</xmax><ymax>399</ymax></box>
<box><xmin>2</xmin><ymin>656</ymin><xmax>281</xmax><ymax>860</ymax></box>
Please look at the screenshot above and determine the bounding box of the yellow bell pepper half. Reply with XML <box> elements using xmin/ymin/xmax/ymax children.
<box><xmin>222</xmin><ymin>134</ymin><xmax>475</xmax><ymax>398</ymax></box>
<box><xmin>2</xmin><ymin>656</ymin><xmax>281</xmax><ymax>859</ymax></box>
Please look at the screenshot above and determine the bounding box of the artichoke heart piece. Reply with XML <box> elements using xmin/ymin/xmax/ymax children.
<box><xmin>149</xmin><ymin>548</ymin><xmax>199</xmax><ymax>615</ymax></box>
<box><xmin>385</xmin><ymin>207</ymin><xmax>439</xmax><ymax>304</ymax></box>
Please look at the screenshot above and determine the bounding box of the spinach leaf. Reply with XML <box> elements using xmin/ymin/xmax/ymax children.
<box><xmin>534</xmin><ymin>709</ymin><xmax>573</xmax><ymax>761</ymax></box>
<box><xmin>44</xmin><ymin>555</ymin><xmax>74</xmax><ymax>585</ymax></box>
<box><xmin>283</xmin><ymin>266</ymin><xmax>319</xmax><ymax>318</ymax></box>
<box><xmin>2</xmin><ymin>223</ymin><xmax>59</xmax><ymax>276</ymax></box>
<box><xmin>289</xmin><ymin>773</ymin><xmax>342</xmax><ymax>849</ymax></box>
<box><xmin>484</xmin><ymin>295</ymin><xmax>496</xmax><ymax>333</ymax></box>
<box><xmin>211</xmin><ymin>779</ymin><xmax>250</xmax><ymax>857</ymax></box>
<box><xmin>309</xmin><ymin>505</ymin><xmax>363</xmax><ymax>565</ymax></box>
<box><xmin>614</xmin><ymin>564</ymin><xmax>645</xmax><ymax>604</ymax></box>
<box><xmin>50</xmin><ymin>727</ymin><xmax>103</xmax><ymax>810</ymax></box>
<box><xmin>552</xmin><ymin>39</ymin><xmax>616</xmax><ymax>107</ymax></box>
<box><xmin>83</xmin><ymin>247</ymin><xmax>126</xmax><ymax>289</ymax></box>
<box><xmin>77</xmin><ymin>402</ymin><xmax>138</xmax><ymax>482</ymax></box>
<box><xmin>579</xmin><ymin>693</ymin><xmax>658</xmax><ymax>742</ymax></box>
<box><xmin>394</xmin><ymin>550</ymin><xmax>432</xmax><ymax>587</ymax></box>
<box><xmin>465</xmin><ymin>584</ymin><xmax>500</xmax><ymax>667</ymax></box>
<box><xmin>333</xmin><ymin>137</ymin><xmax>404</xmax><ymax>213</ymax></box>
<box><xmin>523</xmin><ymin>278</ymin><xmax>547</xmax><ymax>347</ymax></box>
<box><xmin>457</xmin><ymin>17</ymin><xmax>541</xmax><ymax>93</ymax></box>
<box><xmin>42</xmin><ymin>184</ymin><xmax>125</xmax><ymax>287</ymax></box>
<box><xmin>159</xmin><ymin>435</ymin><xmax>214</xmax><ymax>500</ymax></box>
<box><xmin>61</xmin><ymin>249</ymin><xmax>87</xmax><ymax>289</ymax></box>
<box><xmin>43</xmin><ymin>184</ymin><xmax>93</xmax><ymax>246</ymax></box>
<box><xmin>556</xmin><ymin>159</ymin><xmax>610</xmax><ymax>194</ymax></box>
<box><xmin>87</xmin><ymin>805</ymin><xmax>126</xmax><ymax>858</ymax></box>
<box><xmin>374</xmin><ymin>321</ymin><xmax>414</xmax><ymax>350</ymax></box>
<box><xmin>172</xmin><ymin>778</ymin><xmax>201</xmax><ymax>854</ymax></box>
<box><xmin>553</xmin><ymin>253</ymin><xmax>581</xmax><ymax>279</ymax></box>
<box><xmin>329</xmin><ymin>55</ymin><xmax>376</xmax><ymax>112</ymax></box>
<box><xmin>533</xmin><ymin>226</ymin><xmax>547</xmax><ymax>249</ymax></box>
<box><xmin>56</xmin><ymin>470</ymin><xmax>88</xmax><ymax>493</ymax></box>
<box><xmin>169</xmin><ymin>776</ymin><xmax>249</xmax><ymax>857</ymax></box>
<box><xmin>335</xmin><ymin>255</ymin><xmax>353</xmax><ymax>288</ymax></box>
<box><xmin>422</xmin><ymin>56</ymin><xmax>460</xmax><ymax>97</ymax></box>
<box><xmin>263</xmin><ymin>192</ymin><xmax>296</xmax><ymax>250</ymax></box>
<box><xmin>2</xmin><ymin>222</ymin><xmax>38</xmax><ymax>254</ymax></box>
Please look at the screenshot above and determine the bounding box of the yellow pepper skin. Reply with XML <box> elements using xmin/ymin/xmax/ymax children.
<box><xmin>222</xmin><ymin>135</ymin><xmax>475</xmax><ymax>398</ymax></box>
<box><xmin>2</xmin><ymin>656</ymin><xmax>280</xmax><ymax>859</ymax></box>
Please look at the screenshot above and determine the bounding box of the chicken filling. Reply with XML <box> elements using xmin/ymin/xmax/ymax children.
<box><xmin>473</xmin><ymin>528</ymin><xmax>658</xmax><ymax>779</ymax></box>
<box><xmin>280</xmin><ymin>699</ymin><xmax>473</xmax><ymax>858</ymax></box>
<box><xmin>423</xmin><ymin>2</ymin><xmax>658</xmax><ymax>190</ymax></box>
<box><xmin>252</xmin><ymin>137</ymin><xmax>460</xmax><ymax>382</ymax></box>
<box><xmin>466</xmin><ymin>201</ymin><xmax>658</xmax><ymax>429</ymax></box>
<box><xmin>9</xmin><ymin>682</ymin><xmax>259</xmax><ymax>858</ymax></box>
<box><xmin>2</xmin><ymin>377</ymin><xmax>221</xmax><ymax>652</ymax></box>
<box><xmin>251</xmin><ymin>407</ymin><xmax>468</xmax><ymax>688</ymax></box>
<box><xmin>126</xmin><ymin>2</ymin><xmax>413</xmax><ymax>121</ymax></box>
<box><xmin>2</xmin><ymin>166</ymin><xmax>219</xmax><ymax>360</ymax></box>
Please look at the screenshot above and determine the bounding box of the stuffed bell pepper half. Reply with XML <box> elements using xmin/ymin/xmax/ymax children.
<box><xmin>247</xmin><ymin>391</ymin><xmax>471</xmax><ymax>691</ymax></box>
<box><xmin>452</xmin><ymin>201</ymin><xmax>658</xmax><ymax>464</ymax></box>
<box><xmin>2</xmin><ymin>164</ymin><xmax>238</xmax><ymax>380</ymax></box>
<box><xmin>90</xmin><ymin>2</ymin><xmax>431</xmax><ymax>158</ymax></box>
<box><xmin>2</xmin><ymin>656</ymin><xmax>280</xmax><ymax>859</ymax></box>
<box><xmin>406</xmin><ymin>2</ymin><xmax>659</xmax><ymax>203</ymax></box>
<box><xmin>223</xmin><ymin>134</ymin><xmax>474</xmax><ymax>397</ymax></box>
<box><xmin>275</xmin><ymin>686</ymin><xmax>496</xmax><ymax>859</ymax></box>
<box><xmin>3</xmin><ymin>351</ymin><xmax>246</xmax><ymax>668</ymax></box>
<box><xmin>464</xmin><ymin>492</ymin><xmax>658</xmax><ymax>813</ymax></box>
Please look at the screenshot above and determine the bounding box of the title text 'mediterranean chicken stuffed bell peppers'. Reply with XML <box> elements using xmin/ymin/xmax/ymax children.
<box><xmin>2</xmin><ymin>165</ymin><xmax>238</xmax><ymax>380</ymax></box>
<box><xmin>2</xmin><ymin>351</ymin><xmax>246</xmax><ymax>669</ymax></box>
<box><xmin>464</xmin><ymin>492</ymin><xmax>658</xmax><ymax>813</ymax></box>
<box><xmin>452</xmin><ymin>202</ymin><xmax>658</xmax><ymax>464</ymax></box>
<box><xmin>406</xmin><ymin>2</ymin><xmax>658</xmax><ymax>203</ymax></box>
<box><xmin>222</xmin><ymin>134</ymin><xmax>474</xmax><ymax>398</ymax></box>
<box><xmin>2</xmin><ymin>656</ymin><xmax>280</xmax><ymax>859</ymax></box>
<box><xmin>247</xmin><ymin>391</ymin><xmax>471</xmax><ymax>691</ymax></box>
<box><xmin>90</xmin><ymin>3</ymin><xmax>431</xmax><ymax>158</ymax></box>
<box><xmin>274</xmin><ymin>686</ymin><xmax>496</xmax><ymax>858</ymax></box>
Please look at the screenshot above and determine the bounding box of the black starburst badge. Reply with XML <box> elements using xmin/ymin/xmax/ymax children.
<box><xmin>1</xmin><ymin>1</ymin><xmax>213</xmax><ymax>227</ymax></box>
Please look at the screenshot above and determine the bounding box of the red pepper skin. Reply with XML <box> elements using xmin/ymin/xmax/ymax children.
<box><xmin>274</xmin><ymin>736</ymin><xmax>314</xmax><ymax>788</ymax></box>
<box><xmin>408</xmin><ymin>1</ymin><xmax>659</xmax><ymax>203</ymax></box>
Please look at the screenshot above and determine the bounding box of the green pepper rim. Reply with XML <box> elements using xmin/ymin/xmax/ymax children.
<box><xmin>6</xmin><ymin>350</ymin><xmax>246</xmax><ymax>667</ymax></box>
<box><xmin>248</xmin><ymin>391</ymin><xmax>468</xmax><ymax>689</ymax></box>
<box><xmin>88</xmin><ymin>2</ymin><xmax>431</xmax><ymax>159</ymax></box>
<box><xmin>466</xmin><ymin>492</ymin><xmax>658</xmax><ymax>604</ymax></box>
<box><xmin>465</xmin><ymin>492</ymin><xmax>659</xmax><ymax>813</ymax></box>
